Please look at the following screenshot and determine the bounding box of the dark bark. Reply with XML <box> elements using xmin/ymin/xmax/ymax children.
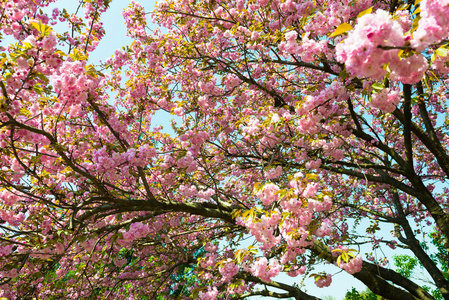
<box><xmin>311</xmin><ymin>240</ymin><xmax>434</xmax><ymax>300</ymax></box>
<box><xmin>235</xmin><ymin>273</ymin><xmax>321</xmax><ymax>300</ymax></box>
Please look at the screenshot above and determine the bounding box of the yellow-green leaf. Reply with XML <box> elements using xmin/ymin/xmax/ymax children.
<box><xmin>398</xmin><ymin>49</ymin><xmax>415</xmax><ymax>58</ymax></box>
<box><xmin>371</xmin><ymin>82</ymin><xmax>384</xmax><ymax>91</ymax></box>
<box><xmin>306</xmin><ymin>173</ymin><xmax>319</xmax><ymax>181</ymax></box>
<box><xmin>33</xmin><ymin>85</ymin><xmax>43</xmax><ymax>95</ymax></box>
<box><xmin>253</xmin><ymin>182</ymin><xmax>261</xmax><ymax>194</ymax></box>
<box><xmin>435</xmin><ymin>47</ymin><xmax>448</xmax><ymax>57</ymax></box>
<box><xmin>22</xmin><ymin>42</ymin><xmax>33</xmax><ymax>49</ymax></box>
<box><xmin>329</xmin><ymin>23</ymin><xmax>353</xmax><ymax>38</ymax></box>
<box><xmin>70</xmin><ymin>48</ymin><xmax>88</xmax><ymax>61</ymax></box>
<box><xmin>357</xmin><ymin>6</ymin><xmax>373</xmax><ymax>18</ymax></box>
<box><xmin>397</xmin><ymin>3</ymin><xmax>410</xmax><ymax>10</ymax></box>
<box><xmin>36</xmin><ymin>73</ymin><xmax>48</xmax><ymax>83</ymax></box>
<box><xmin>411</xmin><ymin>15</ymin><xmax>421</xmax><ymax>32</ymax></box>
<box><xmin>339</xmin><ymin>68</ymin><xmax>349</xmax><ymax>80</ymax></box>
<box><xmin>30</xmin><ymin>20</ymin><xmax>51</xmax><ymax>36</ymax></box>
<box><xmin>431</xmin><ymin>53</ymin><xmax>437</xmax><ymax>63</ymax></box>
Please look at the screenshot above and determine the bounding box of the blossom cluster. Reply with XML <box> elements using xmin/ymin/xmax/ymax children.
<box><xmin>250</xmin><ymin>257</ymin><xmax>281</xmax><ymax>282</ymax></box>
<box><xmin>338</xmin><ymin>255</ymin><xmax>363</xmax><ymax>274</ymax></box>
<box><xmin>337</xmin><ymin>9</ymin><xmax>428</xmax><ymax>84</ymax></box>
<box><xmin>314</xmin><ymin>274</ymin><xmax>332</xmax><ymax>288</ymax></box>
<box><xmin>411</xmin><ymin>0</ymin><xmax>449</xmax><ymax>51</ymax></box>
<box><xmin>370</xmin><ymin>88</ymin><xmax>401</xmax><ymax>112</ymax></box>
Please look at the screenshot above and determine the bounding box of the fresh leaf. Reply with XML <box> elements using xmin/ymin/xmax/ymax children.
<box><xmin>33</xmin><ymin>85</ymin><xmax>43</xmax><ymax>95</ymax></box>
<box><xmin>435</xmin><ymin>47</ymin><xmax>448</xmax><ymax>57</ymax></box>
<box><xmin>371</xmin><ymin>82</ymin><xmax>384</xmax><ymax>92</ymax></box>
<box><xmin>330</xmin><ymin>23</ymin><xmax>353</xmax><ymax>38</ymax></box>
<box><xmin>357</xmin><ymin>7</ymin><xmax>373</xmax><ymax>18</ymax></box>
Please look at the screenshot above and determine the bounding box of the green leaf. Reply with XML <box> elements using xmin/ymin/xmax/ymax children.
<box><xmin>36</xmin><ymin>73</ymin><xmax>49</xmax><ymax>83</ymax></box>
<box><xmin>330</xmin><ymin>23</ymin><xmax>353</xmax><ymax>38</ymax></box>
<box><xmin>33</xmin><ymin>85</ymin><xmax>43</xmax><ymax>95</ymax></box>
<box><xmin>339</xmin><ymin>68</ymin><xmax>349</xmax><ymax>80</ymax></box>
<box><xmin>234</xmin><ymin>249</ymin><xmax>244</xmax><ymax>263</ymax></box>
<box><xmin>191</xmin><ymin>287</ymin><xmax>206</xmax><ymax>298</ymax></box>
<box><xmin>371</xmin><ymin>82</ymin><xmax>384</xmax><ymax>92</ymax></box>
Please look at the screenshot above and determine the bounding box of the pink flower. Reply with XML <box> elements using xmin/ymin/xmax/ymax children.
<box><xmin>198</xmin><ymin>287</ymin><xmax>218</xmax><ymax>300</ymax></box>
<box><xmin>284</xmin><ymin>30</ymin><xmax>297</xmax><ymax>41</ymax></box>
<box><xmin>241</xmin><ymin>118</ymin><xmax>260</xmax><ymax>136</ymax></box>
<box><xmin>336</xmin><ymin>9</ymin><xmax>405</xmax><ymax>80</ymax></box>
<box><xmin>302</xmin><ymin>182</ymin><xmax>318</xmax><ymax>198</ymax></box>
<box><xmin>264</xmin><ymin>166</ymin><xmax>282</xmax><ymax>179</ymax></box>
<box><xmin>315</xmin><ymin>218</ymin><xmax>332</xmax><ymax>237</ymax></box>
<box><xmin>42</xmin><ymin>31</ymin><xmax>57</xmax><ymax>52</ymax></box>
<box><xmin>115</xmin><ymin>258</ymin><xmax>127</xmax><ymax>268</ymax></box>
<box><xmin>219</xmin><ymin>259</ymin><xmax>239</xmax><ymax>280</ymax></box>
<box><xmin>389</xmin><ymin>54</ymin><xmax>428</xmax><ymax>84</ymax></box>
<box><xmin>411</xmin><ymin>0</ymin><xmax>449</xmax><ymax>51</ymax></box>
<box><xmin>338</xmin><ymin>255</ymin><xmax>363</xmax><ymax>274</ymax></box>
<box><xmin>314</xmin><ymin>274</ymin><xmax>332</xmax><ymax>288</ymax></box>
<box><xmin>370</xmin><ymin>88</ymin><xmax>401</xmax><ymax>112</ymax></box>
<box><xmin>250</xmin><ymin>257</ymin><xmax>281</xmax><ymax>282</ymax></box>
<box><xmin>256</xmin><ymin>183</ymin><xmax>279</xmax><ymax>206</ymax></box>
<box><xmin>305</xmin><ymin>159</ymin><xmax>321</xmax><ymax>170</ymax></box>
<box><xmin>287</xmin><ymin>265</ymin><xmax>306</xmax><ymax>277</ymax></box>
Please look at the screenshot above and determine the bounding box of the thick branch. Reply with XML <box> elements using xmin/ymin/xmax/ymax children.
<box><xmin>403</xmin><ymin>84</ymin><xmax>414</xmax><ymax>170</ymax></box>
<box><xmin>235</xmin><ymin>273</ymin><xmax>321</xmax><ymax>300</ymax></box>
<box><xmin>320</xmin><ymin>164</ymin><xmax>417</xmax><ymax>196</ymax></box>
<box><xmin>392</xmin><ymin>192</ymin><xmax>449</xmax><ymax>298</ymax></box>
<box><xmin>416</xmin><ymin>82</ymin><xmax>439</xmax><ymax>143</ymax></box>
<box><xmin>310</xmin><ymin>240</ymin><xmax>433</xmax><ymax>300</ymax></box>
<box><xmin>393</xmin><ymin>109</ymin><xmax>449</xmax><ymax>178</ymax></box>
<box><xmin>76</xmin><ymin>199</ymin><xmax>237</xmax><ymax>225</ymax></box>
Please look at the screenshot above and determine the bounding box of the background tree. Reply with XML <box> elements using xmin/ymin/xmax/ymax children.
<box><xmin>1</xmin><ymin>0</ymin><xmax>449</xmax><ymax>299</ymax></box>
<box><xmin>392</xmin><ymin>228</ymin><xmax>449</xmax><ymax>300</ymax></box>
<box><xmin>344</xmin><ymin>288</ymin><xmax>381</xmax><ymax>300</ymax></box>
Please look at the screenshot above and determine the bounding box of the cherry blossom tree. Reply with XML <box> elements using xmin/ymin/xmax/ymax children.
<box><xmin>1</xmin><ymin>0</ymin><xmax>449</xmax><ymax>299</ymax></box>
